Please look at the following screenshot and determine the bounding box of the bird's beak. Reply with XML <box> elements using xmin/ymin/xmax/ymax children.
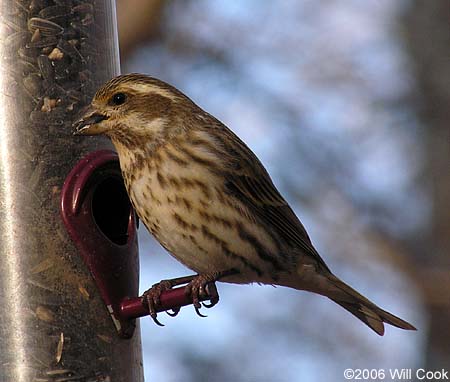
<box><xmin>73</xmin><ymin>105</ymin><xmax>109</xmax><ymax>135</ymax></box>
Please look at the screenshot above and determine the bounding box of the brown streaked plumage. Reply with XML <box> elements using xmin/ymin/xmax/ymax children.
<box><xmin>74</xmin><ymin>73</ymin><xmax>416</xmax><ymax>335</ymax></box>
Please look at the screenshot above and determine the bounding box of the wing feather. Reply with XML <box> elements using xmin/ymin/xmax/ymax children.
<box><xmin>213</xmin><ymin>125</ymin><xmax>331</xmax><ymax>272</ymax></box>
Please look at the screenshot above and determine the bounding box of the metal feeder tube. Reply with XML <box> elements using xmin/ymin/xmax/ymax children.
<box><xmin>0</xmin><ymin>1</ymin><xmax>143</xmax><ymax>381</ymax></box>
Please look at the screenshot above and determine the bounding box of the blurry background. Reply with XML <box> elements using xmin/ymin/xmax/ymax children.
<box><xmin>116</xmin><ymin>1</ymin><xmax>449</xmax><ymax>381</ymax></box>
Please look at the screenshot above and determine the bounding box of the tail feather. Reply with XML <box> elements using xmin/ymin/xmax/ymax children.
<box><xmin>325</xmin><ymin>275</ymin><xmax>416</xmax><ymax>336</ymax></box>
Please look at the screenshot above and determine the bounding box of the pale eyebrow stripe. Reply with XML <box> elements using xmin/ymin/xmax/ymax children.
<box><xmin>127</xmin><ymin>83</ymin><xmax>179</xmax><ymax>101</ymax></box>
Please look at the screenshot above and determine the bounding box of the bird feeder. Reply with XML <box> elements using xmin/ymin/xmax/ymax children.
<box><xmin>0</xmin><ymin>1</ymin><xmax>143</xmax><ymax>380</ymax></box>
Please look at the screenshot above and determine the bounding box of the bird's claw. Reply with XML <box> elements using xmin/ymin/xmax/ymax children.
<box><xmin>191</xmin><ymin>292</ymin><xmax>208</xmax><ymax>318</ymax></box>
<box><xmin>195</xmin><ymin>305</ymin><xmax>208</xmax><ymax>318</ymax></box>
<box><xmin>150</xmin><ymin>313</ymin><xmax>165</xmax><ymax>327</ymax></box>
<box><xmin>202</xmin><ymin>283</ymin><xmax>219</xmax><ymax>308</ymax></box>
<box><xmin>166</xmin><ymin>307</ymin><xmax>180</xmax><ymax>317</ymax></box>
<box><xmin>202</xmin><ymin>300</ymin><xmax>215</xmax><ymax>309</ymax></box>
<box><xmin>185</xmin><ymin>274</ymin><xmax>220</xmax><ymax>318</ymax></box>
<box><xmin>142</xmin><ymin>279</ymin><xmax>175</xmax><ymax>326</ymax></box>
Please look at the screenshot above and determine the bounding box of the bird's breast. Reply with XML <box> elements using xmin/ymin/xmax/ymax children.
<box><xmin>120</xmin><ymin>143</ymin><xmax>289</xmax><ymax>284</ymax></box>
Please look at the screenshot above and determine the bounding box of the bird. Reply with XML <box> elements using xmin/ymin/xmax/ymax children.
<box><xmin>73</xmin><ymin>73</ymin><xmax>416</xmax><ymax>335</ymax></box>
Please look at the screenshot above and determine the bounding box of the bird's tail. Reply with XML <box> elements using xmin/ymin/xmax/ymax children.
<box><xmin>324</xmin><ymin>274</ymin><xmax>416</xmax><ymax>336</ymax></box>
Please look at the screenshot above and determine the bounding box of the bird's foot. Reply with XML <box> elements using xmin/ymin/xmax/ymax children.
<box><xmin>142</xmin><ymin>270</ymin><xmax>237</xmax><ymax>324</ymax></box>
<box><xmin>142</xmin><ymin>275</ymin><xmax>196</xmax><ymax>326</ymax></box>
<box><xmin>185</xmin><ymin>269</ymin><xmax>237</xmax><ymax>317</ymax></box>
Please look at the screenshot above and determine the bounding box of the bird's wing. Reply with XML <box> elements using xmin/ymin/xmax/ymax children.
<box><xmin>216</xmin><ymin>126</ymin><xmax>331</xmax><ymax>273</ymax></box>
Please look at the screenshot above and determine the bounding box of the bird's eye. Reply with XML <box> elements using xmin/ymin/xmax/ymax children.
<box><xmin>111</xmin><ymin>92</ymin><xmax>127</xmax><ymax>106</ymax></box>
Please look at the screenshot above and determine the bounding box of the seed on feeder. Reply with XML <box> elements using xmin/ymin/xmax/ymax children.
<box><xmin>30</xmin><ymin>28</ymin><xmax>40</xmax><ymax>43</ymax></box>
<box><xmin>66</xmin><ymin>89</ymin><xmax>83</xmax><ymax>101</ymax></box>
<box><xmin>29</xmin><ymin>160</ymin><xmax>43</xmax><ymax>190</ymax></box>
<box><xmin>28</xmin><ymin>17</ymin><xmax>64</xmax><ymax>37</ymax></box>
<box><xmin>18</xmin><ymin>60</ymin><xmax>38</xmax><ymax>75</ymax></box>
<box><xmin>36</xmin><ymin>306</ymin><xmax>54</xmax><ymax>322</ymax></box>
<box><xmin>48</xmin><ymin>47</ymin><xmax>63</xmax><ymax>60</ymax></box>
<box><xmin>46</xmin><ymin>83</ymin><xmax>66</xmax><ymax>99</ymax></box>
<box><xmin>5</xmin><ymin>31</ymin><xmax>28</xmax><ymax>50</ymax></box>
<box><xmin>39</xmin><ymin>5</ymin><xmax>70</xmax><ymax>21</ymax></box>
<box><xmin>30</xmin><ymin>257</ymin><xmax>54</xmax><ymax>274</ymax></box>
<box><xmin>26</xmin><ymin>35</ymin><xmax>58</xmax><ymax>49</ymax></box>
<box><xmin>29</xmin><ymin>0</ymin><xmax>49</xmax><ymax>15</ymax></box>
<box><xmin>41</xmin><ymin>96</ymin><xmax>57</xmax><ymax>112</ymax></box>
<box><xmin>70</xmin><ymin>20</ymin><xmax>89</xmax><ymax>37</ymax></box>
<box><xmin>2</xmin><ymin>17</ymin><xmax>22</xmax><ymax>33</ymax></box>
<box><xmin>40</xmin><ymin>46</ymin><xmax>51</xmax><ymax>55</ymax></box>
<box><xmin>37</xmin><ymin>54</ymin><xmax>54</xmax><ymax>82</ymax></box>
<box><xmin>57</xmin><ymin>38</ymin><xmax>82</xmax><ymax>62</ymax></box>
<box><xmin>66</xmin><ymin>102</ymin><xmax>75</xmax><ymax>112</ymax></box>
<box><xmin>78</xmin><ymin>285</ymin><xmax>90</xmax><ymax>300</ymax></box>
<box><xmin>97</xmin><ymin>334</ymin><xmax>113</xmax><ymax>344</ymax></box>
<box><xmin>62</xmin><ymin>27</ymin><xmax>78</xmax><ymax>41</ymax></box>
<box><xmin>81</xmin><ymin>13</ymin><xmax>94</xmax><ymax>26</ymax></box>
<box><xmin>71</xmin><ymin>3</ymin><xmax>94</xmax><ymax>15</ymax></box>
<box><xmin>65</xmin><ymin>89</ymin><xmax>84</xmax><ymax>111</ymax></box>
<box><xmin>67</xmin><ymin>39</ymin><xmax>79</xmax><ymax>47</ymax></box>
<box><xmin>53</xmin><ymin>59</ymin><xmax>71</xmax><ymax>80</ymax></box>
<box><xmin>45</xmin><ymin>369</ymin><xmax>73</xmax><ymax>376</ymax></box>
<box><xmin>56</xmin><ymin>332</ymin><xmax>64</xmax><ymax>364</ymax></box>
<box><xmin>52</xmin><ymin>185</ymin><xmax>60</xmax><ymax>196</ymax></box>
<box><xmin>23</xmin><ymin>73</ymin><xmax>42</xmax><ymax>96</ymax></box>
<box><xmin>18</xmin><ymin>46</ymin><xmax>37</xmax><ymax>64</ymax></box>
<box><xmin>12</xmin><ymin>0</ymin><xmax>28</xmax><ymax>14</ymax></box>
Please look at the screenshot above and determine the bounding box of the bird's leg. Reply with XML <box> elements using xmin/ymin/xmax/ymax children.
<box><xmin>185</xmin><ymin>269</ymin><xmax>238</xmax><ymax>317</ymax></box>
<box><xmin>142</xmin><ymin>275</ymin><xmax>197</xmax><ymax>326</ymax></box>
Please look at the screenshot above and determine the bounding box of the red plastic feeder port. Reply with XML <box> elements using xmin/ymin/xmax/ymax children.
<box><xmin>61</xmin><ymin>150</ymin><xmax>219</xmax><ymax>337</ymax></box>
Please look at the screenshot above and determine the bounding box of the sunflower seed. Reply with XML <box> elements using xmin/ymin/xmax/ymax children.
<box><xmin>26</xmin><ymin>35</ymin><xmax>58</xmax><ymax>48</ymax></box>
<box><xmin>23</xmin><ymin>73</ymin><xmax>42</xmax><ymax>96</ymax></box>
<box><xmin>18</xmin><ymin>46</ymin><xmax>38</xmax><ymax>64</ymax></box>
<box><xmin>37</xmin><ymin>54</ymin><xmax>54</xmax><ymax>82</ymax></box>
<box><xmin>18</xmin><ymin>60</ymin><xmax>39</xmax><ymax>75</ymax></box>
<box><xmin>28</xmin><ymin>17</ymin><xmax>64</xmax><ymax>36</ymax></box>
<box><xmin>39</xmin><ymin>5</ymin><xmax>70</xmax><ymax>21</ymax></box>
<box><xmin>71</xmin><ymin>3</ymin><xmax>94</xmax><ymax>15</ymax></box>
<box><xmin>57</xmin><ymin>38</ymin><xmax>83</xmax><ymax>63</ymax></box>
<box><xmin>5</xmin><ymin>31</ymin><xmax>28</xmax><ymax>50</ymax></box>
<box><xmin>29</xmin><ymin>0</ymin><xmax>49</xmax><ymax>15</ymax></box>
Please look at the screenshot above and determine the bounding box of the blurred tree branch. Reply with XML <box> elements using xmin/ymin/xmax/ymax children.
<box><xmin>116</xmin><ymin>0</ymin><xmax>166</xmax><ymax>59</ymax></box>
<box><xmin>403</xmin><ymin>0</ymin><xmax>450</xmax><ymax>370</ymax></box>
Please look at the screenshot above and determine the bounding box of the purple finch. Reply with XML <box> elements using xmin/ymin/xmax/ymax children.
<box><xmin>74</xmin><ymin>73</ymin><xmax>416</xmax><ymax>335</ymax></box>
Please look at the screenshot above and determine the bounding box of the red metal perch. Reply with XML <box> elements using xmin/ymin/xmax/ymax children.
<box><xmin>120</xmin><ymin>283</ymin><xmax>219</xmax><ymax>320</ymax></box>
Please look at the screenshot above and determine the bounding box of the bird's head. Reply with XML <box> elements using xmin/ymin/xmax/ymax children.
<box><xmin>73</xmin><ymin>74</ymin><xmax>190</xmax><ymax>146</ymax></box>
